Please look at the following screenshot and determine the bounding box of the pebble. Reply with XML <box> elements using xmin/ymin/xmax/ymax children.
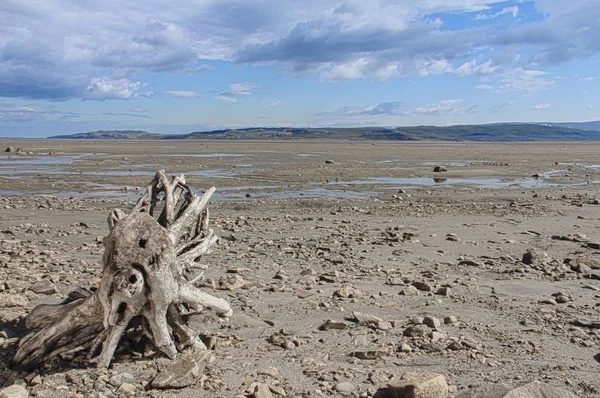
<box><xmin>334</xmin><ymin>382</ymin><xmax>356</xmax><ymax>395</ymax></box>
<box><xmin>0</xmin><ymin>385</ymin><xmax>29</xmax><ymax>398</ymax></box>
<box><xmin>388</xmin><ymin>372</ymin><xmax>448</xmax><ymax>398</ymax></box>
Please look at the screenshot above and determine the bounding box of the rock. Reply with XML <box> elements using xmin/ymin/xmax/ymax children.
<box><xmin>350</xmin><ymin>349</ymin><xmax>389</xmax><ymax>360</ymax></box>
<box><xmin>334</xmin><ymin>382</ymin><xmax>356</xmax><ymax>395</ymax></box>
<box><xmin>400</xmin><ymin>286</ymin><xmax>420</xmax><ymax>296</ymax></box>
<box><xmin>0</xmin><ymin>294</ymin><xmax>29</xmax><ymax>308</ymax></box>
<box><xmin>325</xmin><ymin>160</ymin><xmax>335</xmax><ymax>164</ymax></box>
<box><xmin>454</xmin><ymin>384</ymin><xmax>513</xmax><ymax>397</ymax></box>
<box><xmin>319</xmin><ymin>319</ymin><xmax>349</xmax><ymax>330</ymax></box>
<box><xmin>257</xmin><ymin>366</ymin><xmax>279</xmax><ymax>378</ymax></box>
<box><xmin>423</xmin><ymin>316</ymin><xmax>441</xmax><ymax>329</ymax></box>
<box><xmin>587</xmin><ymin>242</ymin><xmax>600</xmax><ymax>250</ymax></box>
<box><xmin>522</xmin><ymin>249</ymin><xmax>548</xmax><ymax>266</ymax></box>
<box><xmin>0</xmin><ymin>385</ymin><xmax>29</xmax><ymax>398</ymax></box>
<box><xmin>335</xmin><ymin>285</ymin><xmax>362</xmax><ymax>298</ymax></box>
<box><xmin>252</xmin><ymin>383</ymin><xmax>275</xmax><ymax>398</ymax></box>
<box><xmin>435</xmin><ymin>287</ymin><xmax>451</xmax><ymax>296</ymax></box>
<box><xmin>571</xmin><ymin>318</ymin><xmax>600</xmax><ymax>329</ymax></box>
<box><xmin>5</xmin><ymin>147</ymin><xmax>15</xmax><ymax>153</ymax></box>
<box><xmin>29</xmin><ymin>279</ymin><xmax>58</xmax><ymax>295</ymax></box>
<box><xmin>388</xmin><ymin>372</ymin><xmax>448</xmax><ymax>398</ymax></box>
<box><xmin>444</xmin><ymin>316</ymin><xmax>458</xmax><ymax>324</ymax></box>
<box><xmin>151</xmin><ymin>349</ymin><xmax>214</xmax><ymax>388</ymax></box>
<box><xmin>433</xmin><ymin>166</ymin><xmax>447</xmax><ymax>173</ymax></box>
<box><xmin>116</xmin><ymin>383</ymin><xmax>137</xmax><ymax>394</ymax></box>
<box><xmin>108</xmin><ymin>372</ymin><xmax>135</xmax><ymax>387</ymax></box>
<box><xmin>412</xmin><ymin>281</ymin><xmax>433</xmax><ymax>292</ymax></box>
<box><xmin>502</xmin><ymin>381</ymin><xmax>577</xmax><ymax>398</ymax></box>
<box><xmin>403</xmin><ymin>325</ymin><xmax>430</xmax><ymax>338</ymax></box>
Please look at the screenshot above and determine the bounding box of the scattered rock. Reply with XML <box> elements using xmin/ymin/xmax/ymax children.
<box><xmin>319</xmin><ymin>319</ymin><xmax>349</xmax><ymax>330</ymax></box>
<box><xmin>0</xmin><ymin>385</ymin><xmax>28</xmax><ymax>398</ymax></box>
<box><xmin>412</xmin><ymin>281</ymin><xmax>433</xmax><ymax>292</ymax></box>
<box><xmin>335</xmin><ymin>285</ymin><xmax>362</xmax><ymax>298</ymax></box>
<box><xmin>388</xmin><ymin>372</ymin><xmax>448</xmax><ymax>398</ymax></box>
<box><xmin>29</xmin><ymin>279</ymin><xmax>58</xmax><ymax>295</ymax></box>
<box><xmin>522</xmin><ymin>249</ymin><xmax>548</xmax><ymax>266</ymax></box>
<box><xmin>503</xmin><ymin>381</ymin><xmax>577</xmax><ymax>398</ymax></box>
<box><xmin>151</xmin><ymin>349</ymin><xmax>214</xmax><ymax>389</ymax></box>
<box><xmin>433</xmin><ymin>166</ymin><xmax>447</xmax><ymax>173</ymax></box>
<box><xmin>334</xmin><ymin>381</ymin><xmax>356</xmax><ymax>395</ymax></box>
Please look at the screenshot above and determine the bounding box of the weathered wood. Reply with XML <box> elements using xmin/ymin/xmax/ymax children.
<box><xmin>13</xmin><ymin>170</ymin><xmax>232</xmax><ymax>370</ymax></box>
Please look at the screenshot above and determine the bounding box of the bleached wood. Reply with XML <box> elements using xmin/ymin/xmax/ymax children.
<box><xmin>13</xmin><ymin>170</ymin><xmax>232</xmax><ymax>369</ymax></box>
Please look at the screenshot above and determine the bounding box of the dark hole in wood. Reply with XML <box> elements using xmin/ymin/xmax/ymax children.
<box><xmin>139</xmin><ymin>238</ymin><xmax>147</xmax><ymax>248</ymax></box>
<box><xmin>129</xmin><ymin>274</ymin><xmax>137</xmax><ymax>284</ymax></box>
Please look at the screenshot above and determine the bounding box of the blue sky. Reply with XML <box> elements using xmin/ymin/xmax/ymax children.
<box><xmin>1</xmin><ymin>0</ymin><xmax>600</xmax><ymax>137</ymax></box>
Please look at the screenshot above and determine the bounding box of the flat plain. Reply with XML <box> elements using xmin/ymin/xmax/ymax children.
<box><xmin>1</xmin><ymin>139</ymin><xmax>600</xmax><ymax>397</ymax></box>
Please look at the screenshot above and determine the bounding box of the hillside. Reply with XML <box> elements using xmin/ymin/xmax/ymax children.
<box><xmin>48</xmin><ymin>123</ymin><xmax>600</xmax><ymax>141</ymax></box>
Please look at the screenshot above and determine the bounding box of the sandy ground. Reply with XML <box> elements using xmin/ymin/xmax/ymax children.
<box><xmin>1</xmin><ymin>139</ymin><xmax>600</xmax><ymax>397</ymax></box>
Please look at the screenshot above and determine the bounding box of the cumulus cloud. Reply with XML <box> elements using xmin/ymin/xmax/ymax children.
<box><xmin>1</xmin><ymin>0</ymin><xmax>600</xmax><ymax>100</ymax></box>
<box><xmin>84</xmin><ymin>77</ymin><xmax>151</xmax><ymax>100</ymax></box>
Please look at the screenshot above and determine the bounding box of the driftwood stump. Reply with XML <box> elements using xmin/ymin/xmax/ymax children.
<box><xmin>13</xmin><ymin>170</ymin><xmax>232</xmax><ymax>369</ymax></box>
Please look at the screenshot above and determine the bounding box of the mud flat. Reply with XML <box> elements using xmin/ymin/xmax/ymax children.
<box><xmin>1</xmin><ymin>139</ymin><xmax>600</xmax><ymax>397</ymax></box>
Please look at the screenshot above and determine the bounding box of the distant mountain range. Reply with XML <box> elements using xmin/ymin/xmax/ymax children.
<box><xmin>48</xmin><ymin>122</ymin><xmax>600</xmax><ymax>141</ymax></box>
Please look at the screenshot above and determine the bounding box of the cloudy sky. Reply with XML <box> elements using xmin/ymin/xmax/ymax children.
<box><xmin>1</xmin><ymin>0</ymin><xmax>599</xmax><ymax>137</ymax></box>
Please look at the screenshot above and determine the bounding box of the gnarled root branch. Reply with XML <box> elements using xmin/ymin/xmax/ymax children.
<box><xmin>13</xmin><ymin>170</ymin><xmax>232</xmax><ymax>370</ymax></box>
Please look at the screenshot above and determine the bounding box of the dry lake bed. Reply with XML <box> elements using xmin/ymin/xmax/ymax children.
<box><xmin>1</xmin><ymin>139</ymin><xmax>600</xmax><ymax>397</ymax></box>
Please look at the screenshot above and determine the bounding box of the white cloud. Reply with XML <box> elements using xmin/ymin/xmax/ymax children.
<box><xmin>216</xmin><ymin>83</ymin><xmax>262</xmax><ymax>103</ymax></box>
<box><xmin>164</xmin><ymin>90</ymin><xmax>198</xmax><ymax>98</ymax></box>
<box><xmin>321</xmin><ymin>99</ymin><xmax>474</xmax><ymax>118</ymax></box>
<box><xmin>84</xmin><ymin>77</ymin><xmax>150</xmax><ymax>100</ymax></box>
<box><xmin>455</xmin><ymin>59</ymin><xmax>498</xmax><ymax>76</ymax></box>
<box><xmin>476</xmin><ymin>68</ymin><xmax>557</xmax><ymax>93</ymax></box>
<box><xmin>476</xmin><ymin>83</ymin><xmax>495</xmax><ymax>90</ymax></box>
<box><xmin>533</xmin><ymin>103</ymin><xmax>551</xmax><ymax>109</ymax></box>
<box><xmin>1</xmin><ymin>0</ymin><xmax>600</xmax><ymax>100</ymax></box>
<box><xmin>476</xmin><ymin>6</ymin><xmax>519</xmax><ymax>20</ymax></box>
<box><xmin>414</xmin><ymin>99</ymin><xmax>474</xmax><ymax>115</ymax></box>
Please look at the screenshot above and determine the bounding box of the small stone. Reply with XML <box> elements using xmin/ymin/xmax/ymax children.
<box><xmin>412</xmin><ymin>282</ymin><xmax>432</xmax><ymax>292</ymax></box>
<box><xmin>433</xmin><ymin>166</ymin><xmax>447</xmax><ymax>173</ymax></box>
<box><xmin>411</xmin><ymin>317</ymin><xmax>424</xmax><ymax>325</ymax></box>
<box><xmin>423</xmin><ymin>316</ymin><xmax>441</xmax><ymax>329</ymax></box>
<box><xmin>335</xmin><ymin>285</ymin><xmax>362</xmax><ymax>298</ymax></box>
<box><xmin>403</xmin><ymin>325</ymin><xmax>429</xmax><ymax>338</ymax></box>
<box><xmin>116</xmin><ymin>383</ymin><xmax>137</xmax><ymax>394</ymax></box>
<box><xmin>350</xmin><ymin>349</ymin><xmax>388</xmax><ymax>360</ymax></box>
<box><xmin>0</xmin><ymin>385</ymin><xmax>29</xmax><ymax>398</ymax></box>
<box><xmin>252</xmin><ymin>383</ymin><xmax>275</xmax><ymax>398</ymax></box>
<box><xmin>502</xmin><ymin>381</ymin><xmax>577</xmax><ymax>398</ymax></box>
<box><xmin>522</xmin><ymin>249</ymin><xmax>548</xmax><ymax>266</ymax></box>
<box><xmin>319</xmin><ymin>319</ymin><xmax>349</xmax><ymax>330</ymax></box>
<box><xmin>388</xmin><ymin>372</ymin><xmax>448</xmax><ymax>398</ymax></box>
<box><xmin>334</xmin><ymin>382</ymin><xmax>356</xmax><ymax>395</ymax></box>
<box><xmin>151</xmin><ymin>349</ymin><xmax>214</xmax><ymax>388</ymax></box>
<box><xmin>29</xmin><ymin>376</ymin><xmax>42</xmax><ymax>387</ymax></box>
<box><xmin>29</xmin><ymin>279</ymin><xmax>59</xmax><ymax>295</ymax></box>
<box><xmin>435</xmin><ymin>287</ymin><xmax>451</xmax><ymax>296</ymax></box>
<box><xmin>444</xmin><ymin>316</ymin><xmax>458</xmax><ymax>325</ymax></box>
<box><xmin>0</xmin><ymin>294</ymin><xmax>29</xmax><ymax>308</ymax></box>
<box><xmin>257</xmin><ymin>367</ymin><xmax>279</xmax><ymax>378</ymax></box>
<box><xmin>108</xmin><ymin>373</ymin><xmax>135</xmax><ymax>387</ymax></box>
<box><xmin>400</xmin><ymin>286</ymin><xmax>420</xmax><ymax>296</ymax></box>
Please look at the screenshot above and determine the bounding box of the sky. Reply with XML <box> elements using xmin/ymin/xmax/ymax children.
<box><xmin>1</xmin><ymin>0</ymin><xmax>600</xmax><ymax>137</ymax></box>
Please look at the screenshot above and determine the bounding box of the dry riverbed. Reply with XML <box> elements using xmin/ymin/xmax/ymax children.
<box><xmin>1</xmin><ymin>140</ymin><xmax>600</xmax><ymax>397</ymax></box>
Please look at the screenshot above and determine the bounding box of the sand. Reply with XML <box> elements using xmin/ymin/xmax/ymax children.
<box><xmin>0</xmin><ymin>139</ymin><xmax>599</xmax><ymax>397</ymax></box>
